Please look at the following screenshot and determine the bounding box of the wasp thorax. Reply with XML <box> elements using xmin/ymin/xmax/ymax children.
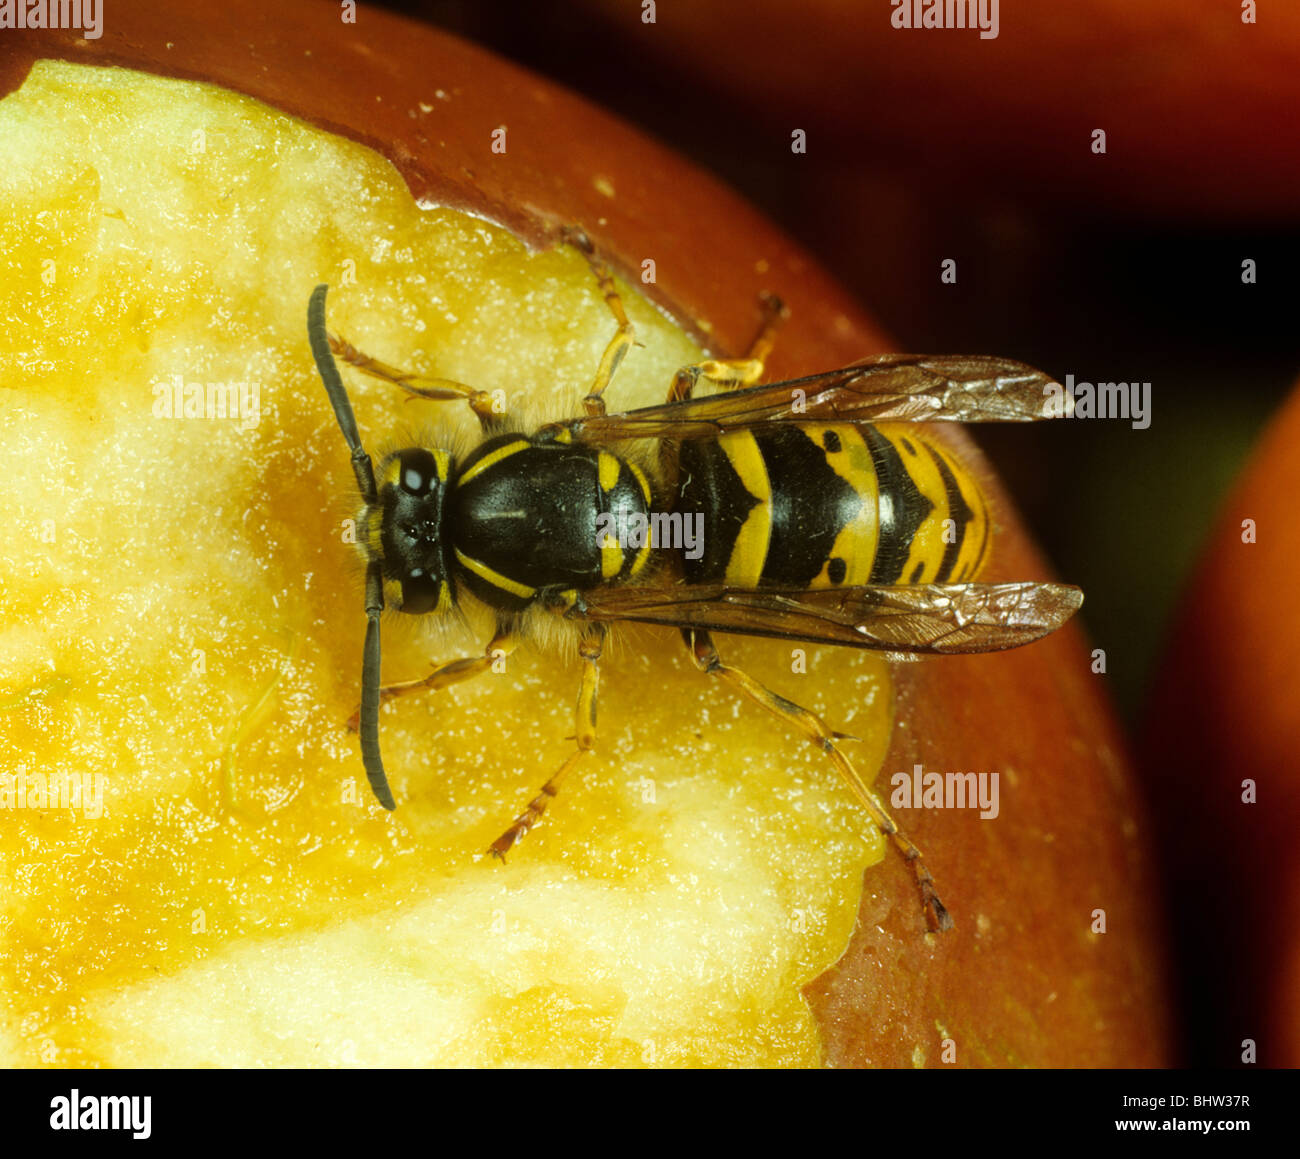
<box><xmin>377</xmin><ymin>446</ymin><xmax>454</xmax><ymax>614</ymax></box>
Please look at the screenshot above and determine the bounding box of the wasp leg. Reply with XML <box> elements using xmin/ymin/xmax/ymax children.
<box><xmin>683</xmin><ymin>628</ymin><xmax>953</xmax><ymax>933</ymax></box>
<box><xmin>668</xmin><ymin>291</ymin><xmax>788</xmax><ymax>402</ymax></box>
<box><xmin>490</xmin><ymin>622</ymin><xmax>606</xmax><ymax>857</ymax></box>
<box><xmin>345</xmin><ymin>628</ymin><xmax>517</xmax><ymax>732</ymax></box>
<box><xmin>326</xmin><ymin>332</ymin><xmax>504</xmax><ymax>429</ymax></box>
<box><xmin>562</xmin><ymin>227</ymin><xmax>636</xmax><ymax>419</ymax></box>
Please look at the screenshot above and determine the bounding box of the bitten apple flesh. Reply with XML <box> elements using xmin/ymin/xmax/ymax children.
<box><xmin>0</xmin><ymin>62</ymin><xmax>896</xmax><ymax>1067</ymax></box>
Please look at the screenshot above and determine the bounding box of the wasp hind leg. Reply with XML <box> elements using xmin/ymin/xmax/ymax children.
<box><xmin>326</xmin><ymin>332</ymin><xmax>505</xmax><ymax>429</ymax></box>
<box><xmin>668</xmin><ymin>291</ymin><xmax>788</xmax><ymax>403</ymax></box>
<box><xmin>684</xmin><ymin>628</ymin><xmax>953</xmax><ymax>933</ymax></box>
<box><xmin>345</xmin><ymin>628</ymin><xmax>518</xmax><ymax>732</ymax></box>
<box><xmin>490</xmin><ymin>622</ymin><xmax>606</xmax><ymax>857</ymax></box>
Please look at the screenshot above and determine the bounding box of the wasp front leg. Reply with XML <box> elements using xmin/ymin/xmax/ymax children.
<box><xmin>490</xmin><ymin>621</ymin><xmax>606</xmax><ymax>857</ymax></box>
<box><xmin>345</xmin><ymin>628</ymin><xmax>518</xmax><ymax>732</ymax></box>
<box><xmin>684</xmin><ymin>628</ymin><xmax>952</xmax><ymax>933</ymax></box>
<box><xmin>668</xmin><ymin>291</ymin><xmax>788</xmax><ymax>402</ymax></box>
<box><xmin>327</xmin><ymin>332</ymin><xmax>506</xmax><ymax>429</ymax></box>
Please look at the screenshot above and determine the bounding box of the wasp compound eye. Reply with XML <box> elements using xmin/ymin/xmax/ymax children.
<box><xmin>398</xmin><ymin>448</ymin><xmax>441</xmax><ymax>495</ymax></box>
<box><xmin>399</xmin><ymin>572</ymin><xmax>442</xmax><ymax>614</ymax></box>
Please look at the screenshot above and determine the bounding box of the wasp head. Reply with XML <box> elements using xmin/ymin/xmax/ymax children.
<box><xmin>366</xmin><ymin>447</ymin><xmax>454</xmax><ymax>615</ymax></box>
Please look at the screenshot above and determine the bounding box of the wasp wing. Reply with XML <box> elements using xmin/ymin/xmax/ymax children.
<box><xmin>566</xmin><ymin>581</ymin><xmax>1083</xmax><ymax>654</ymax></box>
<box><xmin>563</xmin><ymin>356</ymin><xmax>1070</xmax><ymax>442</ymax></box>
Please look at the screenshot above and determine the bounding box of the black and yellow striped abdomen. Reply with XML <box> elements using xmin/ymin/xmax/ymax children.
<box><xmin>674</xmin><ymin>423</ymin><xmax>989</xmax><ymax>589</ymax></box>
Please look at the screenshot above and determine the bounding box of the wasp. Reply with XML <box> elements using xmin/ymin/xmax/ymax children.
<box><xmin>306</xmin><ymin>232</ymin><xmax>1081</xmax><ymax>932</ymax></box>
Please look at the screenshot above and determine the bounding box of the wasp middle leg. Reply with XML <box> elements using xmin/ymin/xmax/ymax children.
<box><xmin>683</xmin><ymin>627</ymin><xmax>953</xmax><ymax>932</ymax></box>
<box><xmin>490</xmin><ymin>621</ymin><xmax>606</xmax><ymax>857</ymax></box>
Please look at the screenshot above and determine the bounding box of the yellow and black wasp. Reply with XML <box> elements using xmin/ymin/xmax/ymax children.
<box><xmin>306</xmin><ymin>232</ymin><xmax>1081</xmax><ymax>932</ymax></box>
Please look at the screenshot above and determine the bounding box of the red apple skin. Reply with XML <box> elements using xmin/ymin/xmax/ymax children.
<box><xmin>1</xmin><ymin>0</ymin><xmax>1172</xmax><ymax>1066</ymax></box>
<box><xmin>1142</xmin><ymin>379</ymin><xmax>1300</xmax><ymax>1069</ymax></box>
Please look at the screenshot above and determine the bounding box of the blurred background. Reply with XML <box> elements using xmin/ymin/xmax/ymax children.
<box><xmin>367</xmin><ymin>0</ymin><xmax>1300</xmax><ymax>724</ymax></box>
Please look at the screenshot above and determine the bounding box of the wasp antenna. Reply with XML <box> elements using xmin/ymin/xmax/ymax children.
<box><xmin>308</xmin><ymin>284</ymin><xmax>378</xmax><ymax>504</ymax></box>
<box><xmin>359</xmin><ymin>560</ymin><xmax>395</xmax><ymax>810</ymax></box>
<box><xmin>310</xmin><ymin>285</ymin><xmax>393</xmax><ymax>810</ymax></box>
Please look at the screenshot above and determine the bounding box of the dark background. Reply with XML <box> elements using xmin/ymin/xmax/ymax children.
<box><xmin>370</xmin><ymin>0</ymin><xmax>1299</xmax><ymax>722</ymax></box>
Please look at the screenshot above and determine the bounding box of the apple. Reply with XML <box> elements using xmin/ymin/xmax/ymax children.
<box><xmin>0</xmin><ymin>0</ymin><xmax>1169</xmax><ymax>1066</ymax></box>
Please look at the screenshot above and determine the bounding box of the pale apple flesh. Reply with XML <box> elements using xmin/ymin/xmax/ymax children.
<box><xmin>0</xmin><ymin>62</ymin><xmax>895</xmax><ymax>1066</ymax></box>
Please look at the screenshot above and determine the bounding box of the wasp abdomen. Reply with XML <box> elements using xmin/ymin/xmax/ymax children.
<box><xmin>675</xmin><ymin>423</ymin><xmax>989</xmax><ymax>590</ymax></box>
